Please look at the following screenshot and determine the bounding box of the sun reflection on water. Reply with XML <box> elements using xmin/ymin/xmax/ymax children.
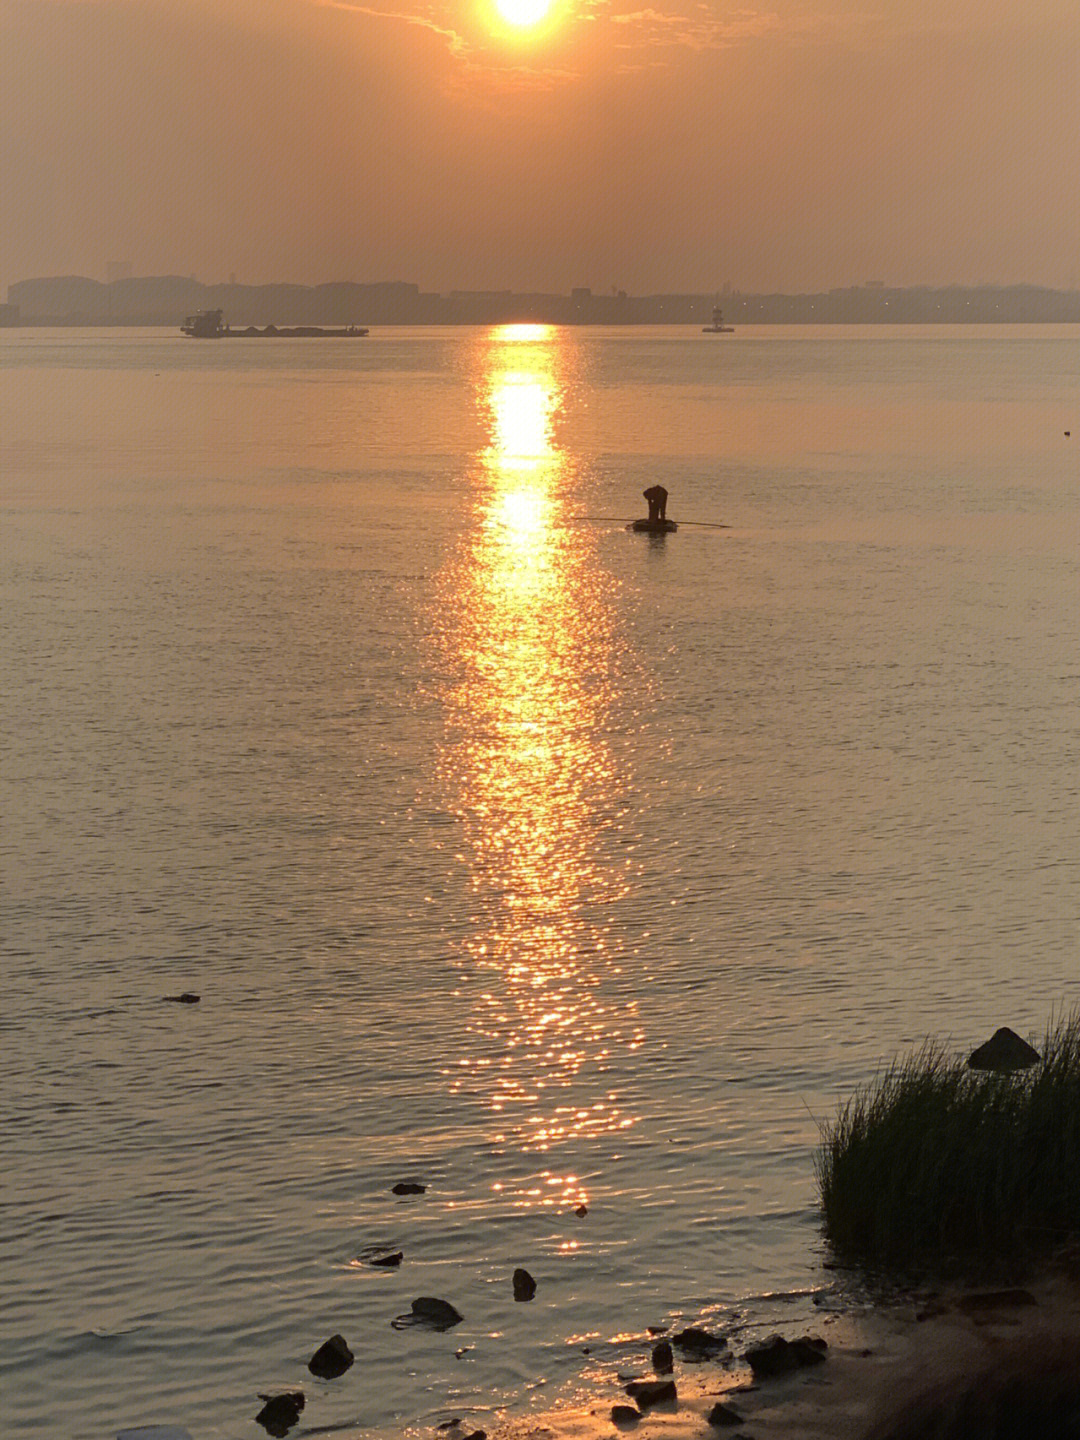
<box><xmin>433</xmin><ymin>325</ymin><xmax>643</xmax><ymax>1208</ymax></box>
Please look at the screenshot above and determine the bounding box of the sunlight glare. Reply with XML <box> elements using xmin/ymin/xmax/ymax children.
<box><xmin>494</xmin><ymin>0</ymin><xmax>552</xmax><ymax>25</ymax></box>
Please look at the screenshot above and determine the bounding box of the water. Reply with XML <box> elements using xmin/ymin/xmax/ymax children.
<box><xmin>2</xmin><ymin>324</ymin><xmax>1078</xmax><ymax>1440</ymax></box>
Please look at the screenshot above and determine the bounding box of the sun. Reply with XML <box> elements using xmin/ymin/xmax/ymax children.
<box><xmin>494</xmin><ymin>0</ymin><xmax>552</xmax><ymax>25</ymax></box>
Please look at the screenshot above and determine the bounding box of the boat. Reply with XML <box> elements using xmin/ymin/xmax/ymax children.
<box><xmin>181</xmin><ymin>309</ymin><xmax>226</xmax><ymax>337</ymax></box>
<box><xmin>702</xmin><ymin>304</ymin><xmax>734</xmax><ymax>334</ymax></box>
<box><xmin>629</xmin><ymin>518</ymin><xmax>678</xmax><ymax>533</ymax></box>
<box><xmin>180</xmin><ymin>309</ymin><xmax>368</xmax><ymax>338</ymax></box>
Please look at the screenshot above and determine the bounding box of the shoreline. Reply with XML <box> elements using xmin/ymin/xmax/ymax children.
<box><xmin>483</xmin><ymin>1275</ymin><xmax>1080</xmax><ymax>1440</ymax></box>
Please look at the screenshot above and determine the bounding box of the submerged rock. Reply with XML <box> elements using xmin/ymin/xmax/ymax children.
<box><xmin>255</xmin><ymin>1392</ymin><xmax>305</xmax><ymax>1437</ymax></box>
<box><xmin>624</xmin><ymin>1379</ymin><xmax>677</xmax><ymax>1410</ymax></box>
<box><xmin>393</xmin><ymin>1296</ymin><xmax>464</xmax><ymax>1330</ymax></box>
<box><xmin>968</xmin><ymin>1028</ymin><xmax>1041</xmax><ymax>1072</ymax></box>
<box><xmin>308</xmin><ymin>1333</ymin><xmax>354</xmax><ymax>1378</ymax></box>
<box><xmin>163</xmin><ymin>993</ymin><xmax>200</xmax><ymax>1004</ymax></box>
<box><xmin>392</xmin><ymin>1181</ymin><xmax>427</xmax><ymax>1194</ymax></box>
<box><xmin>359</xmin><ymin>1246</ymin><xmax>404</xmax><ymax>1268</ymax></box>
<box><xmin>651</xmin><ymin>1340</ymin><xmax>674</xmax><ymax>1374</ymax></box>
<box><xmin>575</xmin><ymin>1204</ymin><xmax>589</xmax><ymax>1217</ymax></box>
<box><xmin>513</xmin><ymin>1268</ymin><xmax>537</xmax><ymax>1302</ymax></box>
<box><xmin>743</xmin><ymin>1334</ymin><xmax>827</xmax><ymax>1378</ymax></box>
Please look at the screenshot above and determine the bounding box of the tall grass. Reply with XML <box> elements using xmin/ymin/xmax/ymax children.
<box><xmin>817</xmin><ymin>1013</ymin><xmax>1080</xmax><ymax>1273</ymax></box>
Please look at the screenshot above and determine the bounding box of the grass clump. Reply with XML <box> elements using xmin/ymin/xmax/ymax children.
<box><xmin>817</xmin><ymin>1013</ymin><xmax>1080</xmax><ymax>1273</ymax></box>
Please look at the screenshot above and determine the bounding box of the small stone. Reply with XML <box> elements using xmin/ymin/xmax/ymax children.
<box><xmin>513</xmin><ymin>1267</ymin><xmax>537</xmax><ymax>1301</ymax></box>
<box><xmin>611</xmin><ymin>1405</ymin><xmax>642</xmax><ymax>1426</ymax></box>
<box><xmin>671</xmin><ymin>1326</ymin><xmax>728</xmax><ymax>1360</ymax></box>
<box><xmin>968</xmin><ymin>1027</ymin><xmax>1041</xmax><ymax>1072</ymax></box>
<box><xmin>255</xmin><ymin>1392</ymin><xmax>305</xmax><ymax>1437</ymax></box>
<box><xmin>706</xmin><ymin>1402</ymin><xmax>745</xmax><ymax>1428</ymax></box>
<box><xmin>647</xmin><ymin>1325</ymin><xmax>670</xmax><ymax>1335</ymax></box>
<box><xmin>651</xmin><ymin>1340</ymin><xmax>674</xmax><ymax>1374</ymax></box>
<box><xmin>392</xmin><ymin>1181</ymin><xmax>427</xmax><ymax>1194</ymax></box>
<box><xmin>462</xmin><ymin>1431</ymin><xmax>486</xmax><ymax>1440</ymax></box>
<box><xmin>575</xmin><ymin>1204</ymin><xmax>588</xmax><ymax>1217</ymax></box>
<box><xmin>624</xmin><ymin>1379</ymin><xmax>677</xmax><ymax>1410</ymax></box>
<box><xmin>308</xmin><ymin>1333</ymin><xmax>353</xmax><ymax>1378</ymax></box>
<box><xmin>163</xmin><ymin>993</ymin><xmax>200</xmax><ymax>1003</ymax></box>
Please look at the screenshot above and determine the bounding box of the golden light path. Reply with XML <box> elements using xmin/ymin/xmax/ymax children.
<box><xmin>435</xmin><ymin>325</ymin><xmax>643</xmax><ymax>1217</ymax></box>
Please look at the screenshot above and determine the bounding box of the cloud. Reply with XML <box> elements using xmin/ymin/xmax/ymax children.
<box><xmin>606</xmin><ymin>4</ymin><xmax>784</xmax><ymax>50</ymax></box>
<box><xmin>310</xmin><ymin>0</ymin><xmax>468</xmax><ymax>53</ymax></box>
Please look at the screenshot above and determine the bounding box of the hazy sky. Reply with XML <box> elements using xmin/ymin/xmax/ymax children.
<box><xmin>2</xmin><ymin>0</ymin><xmax>1077</xmax><ymax>293</ymax></box>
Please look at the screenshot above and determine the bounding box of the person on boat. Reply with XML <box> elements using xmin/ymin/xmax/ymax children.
<box><xmin>643</xmin><ymin>485</ymin><xmax>668</xmax><ymax>523</ymax></box>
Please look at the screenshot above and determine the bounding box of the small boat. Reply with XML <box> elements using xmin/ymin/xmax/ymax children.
<box><xmin>702</xmin><ymin>304</ymin><xmax>734</xmax><ymax>334</ymax></box>
<box><xmin>180</xmin><ymin>309</ymin><xmax>368</xmax><ymax>338</ymax></box>
<box><xmin>629</xmin><ymin>517</ymin><xmax>678</xmax><ymax>533</ymax></box>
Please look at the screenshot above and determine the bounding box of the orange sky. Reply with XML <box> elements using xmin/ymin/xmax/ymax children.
<box><xmin>1</xmin><ymin>0</ymin><xmax>1077</xmax><ymax>293</ymax></box>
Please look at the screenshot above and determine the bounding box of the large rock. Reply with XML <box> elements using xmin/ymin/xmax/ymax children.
<box><xmin>744</xmin><ymin>1334</ymin><xmax>827</xmax><ymax>1378</ymax></box>
<box><xmin>308</xmin><ymin>1333</ymin><xmax>353</xmax><ymax>1378</ymax></box>
<box><xmin>393</xmin><ymin>1296</ymin><xmax>464</xmax><ymax>1330</ymax></box>
<box><xmin>670</xmin><ymin>1326</ymin><xmax>728</xmax><ymax>1361</ymax></box>
<box><xmin>705</xmin><ymin>1402</ymin><xmax>746</xmax><ymax>1428</ymax></box>
<box><xmin>651</xmin><ymin>1340</ymin><xmax>674</xmax><ymax>1374</ymax></box>
<box><xmin>968</xmin><ymin>1028</ymin><xmax>1041</xmax><ymax>1072</ymax></box>
<box><xmin>624</xmin><ymin>1379</ymin><xmax>677</xmax><ymax>1410</ymax></box>
<box><xmin>255</xmin><ymin>1393</ymin><xmax>305</xmax><ymax>1436</ymax></box>
<box><xmin>512</xmin><ymin>1268</ymin><xmax>537</xmax><ymax>1302</ymax></box>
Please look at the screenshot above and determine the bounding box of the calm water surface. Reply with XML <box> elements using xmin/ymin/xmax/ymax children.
<box><xmin>2</xmin><ymin>325</ymin><xmax>1079</xmax><ymax>1439</ymax></box>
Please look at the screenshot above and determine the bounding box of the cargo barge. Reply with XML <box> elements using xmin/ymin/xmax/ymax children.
<box><xmin>180</xmin><ymin>309</ymin><xmax>368</xmax><ymax>338</ymax></box>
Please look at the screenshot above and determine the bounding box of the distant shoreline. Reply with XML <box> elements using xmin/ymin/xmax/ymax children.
<box><xmin>4</xmin><ymin>278</ymin><xmax>1080</xmax><ymax>329</ymax></box>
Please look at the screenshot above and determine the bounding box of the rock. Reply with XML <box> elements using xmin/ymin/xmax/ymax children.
<box><xmin>392</xmin><ymin>1181</ymin><xmax>427</xmax><ymax>1194</ymax></box>
<box><xmin>513</xmin><ymin>1267</ymin><xmax>537</xmax><ymax>1301</ymax></box>
<box><xmin>743</xmin><ymin>1335</ymin><xmax>827</xmax><ymax>1378</ymax></box>
<box><xmin>624</xmin><ymin>1379</ymin><xmax>677</xmax><ymax>1410</ymax></box>
<box><xmin>368</xmin><ymin>1250</ymin><xmax>404</xmax><ymax>1268</ymax></box>
<box><xmin>392</xmin><ymin>1296</ymin><xmax>464</xmax><ymax>1330</ymax></box>
<box><xmin>163</xmin><ymin>993</ymin><xmax>200</xmax><ymax>1004</ymax></box>
<box><xmin>671</xmin><ymin>1326</ymin><xmax>728</xmax><ymax>1360</ymax></box>
<box><xmin>647</xmin><ymin>1325</ymin><xmax>670</xmax><ymax>1335</ymax></box>
<box><xmin>968</xmin><ymin>1028</ymin><xmax>1041</xmax><ymax>1072</ymax></box>
<box><xmin>308</xmin><ymin>1333</ymin><xmax>354</xmax><ymax>1378</ymax></box>
<box><xmin>651</xmin><ymin>1340</ymin><xmax>674</xmax><ymax>1374</ymax></box>
<box><xmin>611</xmin><ymin>1405</ymin><xmax>642</xmax><ymax>1426</ymax></box>
<box><xmin>955</xmin><ymin>1289</ymin><xmax>1037</xmax><ymax>1313</ymax></box>
<box><xmin>575</xmin><ymin>1204</ymin><xmax>589</xmax><ymax>1217</ymax></box>
<box><xmin>255</xmin><ymin>1392</ymin><xmax>305</xmax><ymax>1437</ymax></box>
<box><xmin>705</xmin><ymin>1402</ymin><xmax>746</xmax><ymax>1428</ymax></box>
<box><xmin>462</xmin><ymin>1431</ymin><xmax>486</xmax><ymax>1440</ymax></box>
